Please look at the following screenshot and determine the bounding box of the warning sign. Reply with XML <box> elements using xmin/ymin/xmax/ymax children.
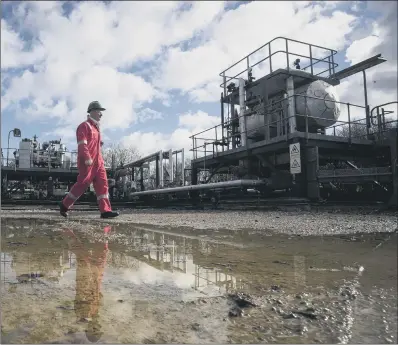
<box><xmin>291</xmin><ymin>159</ymin><xmax>301</xmax><ymax>168</ymax></box>
<box><xmin>289</xmin><ymin>143</ymin><xmax>301</xmax><ymax>174</ymax></box>
<box><xmin>290</xmin><ymin>159</ymin><xmax>301</xmax><ymax>174</ymax></box>
<box><xmin>290</xmin><ymin>143</ymin><xmax>300</xmax><ymax>156</ymax></box>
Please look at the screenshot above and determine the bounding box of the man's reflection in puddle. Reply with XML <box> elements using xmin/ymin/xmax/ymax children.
<box><xmin>62</xmin><ymin>226</ymin><xmax>111</xmax><ymax>343</ymax></box>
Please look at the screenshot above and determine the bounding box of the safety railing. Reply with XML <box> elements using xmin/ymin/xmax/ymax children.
<box><xmin>318</xmin><ymin>167</ymin><xmax>392</xmax><ymax>177</ymax></box>
<box><xmin>219</xmin><ymin>37</ymin><xmax>338</xmax><ymax>94</ymax></box>
<box><xmin>370</xmin><ymin>101</ymin><xmax>398</xmax><ymax>133</ymax></box>
<box><xmin>1</xmin><ymin>147</ymin><xmax>79</xmax><ymax>171</ymax></box>
<box><xmin>190</xmin><ymin>95</ymin><xmax>398</xmax><ymax>161</ymax></box>
<box><xmin>330</xmin><ymin>101</ymin><xmax>398</xmax><ymax>140</ymax></box>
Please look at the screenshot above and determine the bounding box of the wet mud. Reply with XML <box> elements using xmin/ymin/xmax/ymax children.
<box><xmin>1</xmin><ymin>218</ymin><xmax>397</xmax><ymax>344</ymax></box>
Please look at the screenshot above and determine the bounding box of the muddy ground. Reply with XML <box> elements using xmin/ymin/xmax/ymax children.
<box><xmin>1</xmin><ymin>208</ymin><xmax>397</xmax><ymax>344</ymax></box>
<box><xmin>1</xmin><ymin>205</ymin><xmax>397</xmax><ymax>235</ymax></box>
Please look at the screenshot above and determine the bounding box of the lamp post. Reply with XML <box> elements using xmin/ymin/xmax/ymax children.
<box><xmin>7</xmin><ymin>128</ymin><xmax>21</xmax><ymax>166</ymax></box>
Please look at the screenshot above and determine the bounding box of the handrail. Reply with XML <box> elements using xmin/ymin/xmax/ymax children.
<box><xmin>189</xmin><ymin>93</ymin><xmax>365</xmax><ymax>139</ymax></box>
<box><xmin>219</xmin><ymin>36</ymin><xmax>337</xmax><ymax>76</ymax></box>
<box><xmin>219</xmin><ymin>49</ymin><xmax>338</xmax><ymax>88</ymax></box>
<box><xmin>219</xmin><ymin>37</ymin><xmax>338</xmax><ymax>90</ymax></box>
<box><xmin>190</xmin><ymin>93</ymin><xmax>397</xmax><ymax>160</ymax></box>
<box><xmin>1</xmin><ymin>147</ymin><xmax>79</xmax><ymax>170</ymax></box>
<box><xmin>191</xmin><ymin>113</ymin><xmax>397</xmax><ymax>155</ymax></box>
<box><xmin>370</xmin><ymin>101</ymin><xmax>398</xmax><ymax>126</ymax></box>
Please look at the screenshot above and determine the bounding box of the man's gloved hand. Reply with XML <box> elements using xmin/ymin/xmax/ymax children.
<box><xmin>85</xmin><ymin>158</ymin><xmax>93</xmax><ymax>166</ymax></box>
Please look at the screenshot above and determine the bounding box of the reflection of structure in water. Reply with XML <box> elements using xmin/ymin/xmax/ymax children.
<box><xmin>101</xmin><ymin>230</ymin><xmax>241</xmax><ymax>293</ymax></box>
<box><xmin>1</xmin><ymin>221</ymin><xmax>364</xmax><ymax>297</ymax></box>
<box><xmin>0</xmin><ymin>224</ymin><xmax>278</xmax><ymax>294</ymax></box>
<box><xmin>1</xmin><ymin>249</ymin><xmax>72</xmax><ymax>285</ymax></box>
<box><xmin>1</xmin><ymin>253</ymin><xmax>14</xmax><ymax>284</ymax></box>
<box><xmin>109</xmin><ymin>229</ymin><xmax>244</xmax><ymax>293</ymax></box>
<box><xmin>193</xmin><ymin>265</ymin><xmax>239</xmax><ymax>292</ymax></box>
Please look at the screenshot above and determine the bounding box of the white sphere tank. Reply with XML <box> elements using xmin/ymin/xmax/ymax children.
<box><xmin>295</xmin><ymin>80</ymin><xmax>341</xmax><ymax>128</ymax></box>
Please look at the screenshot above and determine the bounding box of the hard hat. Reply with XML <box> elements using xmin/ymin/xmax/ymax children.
<box><xmin>87</xmin><ymin>101</ymin><xmax>106</xmax><ymax>113</ymax></box>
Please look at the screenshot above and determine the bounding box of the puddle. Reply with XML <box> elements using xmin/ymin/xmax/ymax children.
<box><xmin>1</xmin><ymin>219</ymin><xmax>397</xmax><ymax>344</ymax></box>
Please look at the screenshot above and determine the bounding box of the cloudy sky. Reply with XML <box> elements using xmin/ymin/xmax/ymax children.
<box><xmin>1</xmin><ymin>0</ymin><xmax>397</xmax><ymax>159</ymax></box>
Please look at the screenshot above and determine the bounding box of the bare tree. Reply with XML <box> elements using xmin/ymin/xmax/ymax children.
<box><xmin>174</xmin><ymin>157</ymin><xmax>192</xmax><ymax>185</ymax></box>
<box><xmin>137</xmin><ymin>156</ymin><xmax>192</xmax><ymax>189</ymax></box>
<box><xmin>335</xmin><ymin>118</ymin><xmax>397</xmax><ymax>138</ymax></box>
<box><xmin>102</xmin><ymin>143</ymin><xmax>141</xmax><ymax>169</ymax></box>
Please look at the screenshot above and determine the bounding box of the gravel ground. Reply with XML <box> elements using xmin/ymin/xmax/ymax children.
<box><xmin>1</xmin><ymin>207</ymin><xmax>397</xmax><ymax>236</ymax></box>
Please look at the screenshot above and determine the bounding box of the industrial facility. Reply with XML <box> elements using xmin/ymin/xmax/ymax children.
<box><xmin>2</xmin><ymin>37</ymin><xmax>397</xmax><ymax>209</ymax></box>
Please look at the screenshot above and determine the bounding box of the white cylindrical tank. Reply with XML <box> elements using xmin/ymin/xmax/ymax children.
<box><xmin>19</xmin><ymin>140</ymin><xmax>32</xmax><ymax>169</ymax></box>
<box><xmin>246</xmin><ymin>101</ymin><xmax>280</xmax><ymax>139</ymax></box>
<box><xmin>62</xmin><ymin>156</ymin><xmax>71</xmax><ymax>169</ymax></box>
<box><xmin>245</xmin><ymin>80</ymin><xmax>340</xmax><ymax>140</ymax></box>
<box><xmin>295</xmin><ymin>80</ymin><xmax>340</xmax><ymax>128</ymax></box>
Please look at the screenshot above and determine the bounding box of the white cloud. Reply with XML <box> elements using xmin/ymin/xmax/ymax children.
<box><xmin>178</xmin><ymin>110</ymin><xmax>220</xmax><ymax>130</ymax></box>
<box><xmin>42</xmin><ymin>127</ymin><xmax>75</xmax><ymax>143</ymax></box>
<box><xmin>137</xmin><ymin>108</ymin><xmax>164</xmax><ymax>123</ymax></box>
<box><xmin>0</xmin><ymin>19</ymin><xmax>45</xmax><ymax>69</ymax></box>
<box><xmin>189</xmin><ymin>81</ymin><xmax>221</xmax><ymax>103</ymax></box>
<box><xmin>345</xmin><ymin>32</ymin><xmax>382</xmax><ymax>65</ymax></box>
<box><xmin>1</xmin><ymin>1</ymin><xmax>226</xmax><ymax>130</ymax></box>
<box><xmin>153</xmin><ymin>2</ymin><xmax>358</xmax><ymax>103</ymax></box>
<box><xmin>335</xmin><ymin>2</ymin><xmax>397</xmax><ymax>123</ymax></box>
<box><xmin>120</xmin><ymin>111</ymin><xmax>221</xmax><ymax>158</ymax></box>
<box><xmin>1</xmin><ymin>0</ymin><xmax>396</xmax><ymax>160</ymax></box>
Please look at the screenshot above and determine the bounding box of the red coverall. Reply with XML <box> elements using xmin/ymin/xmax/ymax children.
<box><xmin>62</xmin><ymin>118</ymin><xmax>112</xmax><ymax>213</ymax></box>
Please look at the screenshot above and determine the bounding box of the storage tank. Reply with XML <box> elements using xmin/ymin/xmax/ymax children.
<box><xmin>19</xmin><ymin>139</ymin><xmax>32</xmax><ymax>169</ymax></box>
<box><xmin>295</xmin><ymin>80</ymin><xmax>341</xmax><ymax>129</ymax></box>
<box><xmin>245</xmin><ymin>80</ymin><xmax>341</xmax><ymax>140</ymax></box>
<box><xmin>62</xmin><ymin>155</ymin><xmax>71</xmax><ymax>169</ymax></box>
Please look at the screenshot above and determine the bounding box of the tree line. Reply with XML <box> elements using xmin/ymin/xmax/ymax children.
<box><xmin>333</xmin><ymin>117</ymin><xmax>397</xmax><ymax>139</ymax></box>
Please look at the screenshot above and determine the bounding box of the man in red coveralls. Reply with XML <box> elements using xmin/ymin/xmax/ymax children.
<box><xmin>59</xmin><ymin>101</ymin><xmax>119</xmax><ymax>219</ymax></box>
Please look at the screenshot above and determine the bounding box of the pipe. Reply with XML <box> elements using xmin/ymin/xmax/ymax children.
<box><xmin>286</xmin><ymin>76</ymin><xmax>296</xmax><ymax>134</ymax></box>
<box><xmin>238</xmin><ymin>78</ymin><xmax>247</xmax><ymax>146</ymax></box>
<box><xmin>231</xmin><ymin>103</ymin><xmax>237</xmax><ymax>149</ymax></box>
<box><xmin>121</xmin><ymin>150</ymin><xmax>162</xmax><ymax>169</ymax></box>
<box><xmin>7</xmin><ymin>130</ymin><xmax>12</xmax><ymax>166</ymax></box>
<box><xmin>363</xmin><ymin>70</ymin><xmax>370</xmax><ymax>135</ymax></box>
<box><xmin>169</xmin><ymin>149</ymin><xmax>173</xmax><ymax>183</ymax></box>
<box><xmin>129</xmin><ymin>179</ymin><xmax>267</xmax><ymax>197</ymax></box>
<box><xmin>221</xmin><ymin>92</ymin><xmax>224</xmax><ymax>131</ymax></box>
<box><xmin>158</xmin><ymin>150</ymin><xmax>164</xmax><ymax>188</ymax></box>
<box><xmin>181</xmin><ymin>148</ymin><xmax>185</xmax><ymax>186</ymax></box>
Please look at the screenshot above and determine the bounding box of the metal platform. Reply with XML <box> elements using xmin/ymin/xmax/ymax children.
<box><xmin>318</xmin><ymin>167</ymin><xmax>392</xmax><ymax>184</ymax></box>
<box><xmin>187</xmin><ymin>36</ymin><xmax>397</xmax><ymax>206</ymax></box>
<box><xmin>1</xmin><ymin>166</ymin><xmax>113</xmax><ymax>182</ymax></box>
<box><xmin>1</xmin><ymin>167</ymin><xmax>79</xmax><ymax>181</ymax></box>
<box><xmin>191</xmin><ymin>131</ymin><xmax>389</xmax><ymax>168</ymax></box>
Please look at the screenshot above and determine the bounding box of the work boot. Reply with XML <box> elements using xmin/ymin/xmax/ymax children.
<box><xmin>100</xmin><ymin>211</ymin><xmax>119</xmax><ymax>219</ymax></box>
<box><xmin>59</xmin><ymin>202</ymin><xmax>69</xmax><ymax>218</ymax></box>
